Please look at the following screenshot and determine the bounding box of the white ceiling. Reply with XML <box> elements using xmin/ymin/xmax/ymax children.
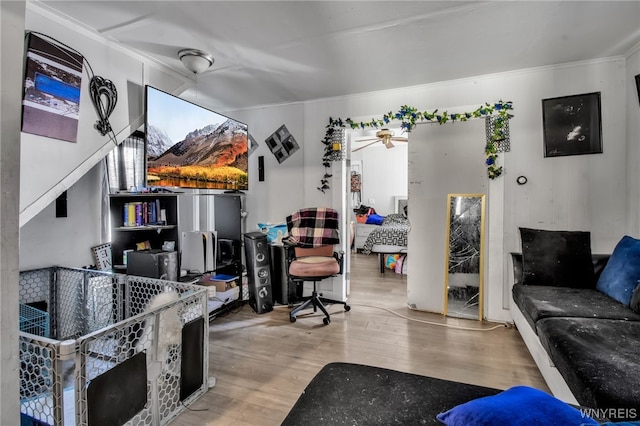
<box><xmin>36</xmin><ymin>1</ymin><xmax>640</xmax><ymax>112</ymax></box>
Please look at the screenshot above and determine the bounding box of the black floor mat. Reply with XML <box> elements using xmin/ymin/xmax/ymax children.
<box><xmin>281</xmin><ymin>362</ymin><xmax>501</xmax><ymax>425</ymax></box>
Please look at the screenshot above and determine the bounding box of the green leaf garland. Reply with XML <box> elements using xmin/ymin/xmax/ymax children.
<box><xmin>318</xmin><ymin>101</ymin><xmax>513</xmax><ymax>192</ymax></box>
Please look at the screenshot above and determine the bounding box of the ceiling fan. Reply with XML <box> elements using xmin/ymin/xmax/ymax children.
<box><xmin>353</xmin><ymin>129</ymin><xmax>408</xmax><ymax>152</ymax></box>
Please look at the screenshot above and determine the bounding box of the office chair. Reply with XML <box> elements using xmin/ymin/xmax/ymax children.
<box><xmin>285</xmin><ymin>207</ymin><xmax>351</xmax><ymax>325</ymax></box>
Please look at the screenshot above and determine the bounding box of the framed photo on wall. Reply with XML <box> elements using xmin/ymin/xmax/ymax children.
<box><xmin>542</xmin><ymin>92</ymin><xmax>602</xmax><ymax>157</ymax></box>
<box><xmin>22</xmin><ymin>33</ymin><xmax>84</xmax><ymax>143</ymax></box>
<box><xmin>635</xmin><ymin>74</ymin><xmax>640</xmax><ymax>106</ymax></box>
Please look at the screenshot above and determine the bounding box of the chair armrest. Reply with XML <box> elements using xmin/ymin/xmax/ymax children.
<box><xmin>281</xmin><ymin>241</ymin><xmax>296</xmax><ymax>264</ymax></box>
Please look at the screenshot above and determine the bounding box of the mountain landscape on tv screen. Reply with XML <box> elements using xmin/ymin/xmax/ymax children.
<box><xmin>147</xmin><ymin>119</ymin><xmax>248</xmax><ymax>189</ymax></box>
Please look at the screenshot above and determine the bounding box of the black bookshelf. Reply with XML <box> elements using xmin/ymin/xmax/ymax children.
<box><xmin>109</xmin><ymin>193</ymin><xmax>180</xmax><ymax>268</ymax></box>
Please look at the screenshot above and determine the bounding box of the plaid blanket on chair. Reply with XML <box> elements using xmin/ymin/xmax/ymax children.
<box><xmin>286</xmin><ymin>207</ymin><xmax>340</xmax><ymax>248</ymax></box>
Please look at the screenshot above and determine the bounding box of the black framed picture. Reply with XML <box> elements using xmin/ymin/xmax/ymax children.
<box><xmin>635</xmin><ymin>74</ymin><xmax>640</xmax><ymax>106</ymax></box>
<box><xmin>542</xmin><ymin>92</ymin><xmax>602</xmax><ymax>157</ymax></box>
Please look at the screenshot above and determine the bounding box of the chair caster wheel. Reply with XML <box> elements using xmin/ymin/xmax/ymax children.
<box><xmin>323</xmin><ymin>318</ymin><xmax>330</xmax><ymax>325</ymax></box>
<box><xmin>290</xmin><ymin>316</ymin><xmax>296</xmax><ymax>323</ymax></box>
<box><xmin>344</xmin><ymin>305</ymin><xmax>351</xmax><ymax>312</ymax></box>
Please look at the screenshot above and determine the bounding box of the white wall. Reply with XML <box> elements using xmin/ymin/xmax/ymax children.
<box><xmin>407</xmin><ymin>119</ymin><xmax>487</xmax><ymax>314</ymax></box>
<box><xmin>351</xmin><ymin>140</ymin><xmax>408</xmax><ymax>215</ymax></box>
<box><xmin>626</xmin><ymin>46</ymin><xmax>640</xmax><ymax>236</ymax></box>
<box><xmin>19</xmin><ymin>163</ymin><xmax>102</xmax><ymax>269</ymax></box>
<box><xmin>1</xmin><ymin>1</ymin><xmax>26</xmax><ymax>423</ymax></box>
<box><xmin>396</xmin><ymin>58</ymin><xmax>628</xmax><ymax>321</ymax></box>
<box><xmin>223</xmin><ymin>103</ymin><xmax>306</xmax><ymax>231</ymax></box>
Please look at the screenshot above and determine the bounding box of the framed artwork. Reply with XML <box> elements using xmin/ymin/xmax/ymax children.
<box><xmin>91</xmin><ymin>243</ymin><xmax>112</xmax><ymax>270</ymax></box>
<box><xmin>248</xmin><ymin>133</ymin><xmax>259</xmax><ymax>156</ymax></box>
<box><xmin>21</xmin><ymin>33</ymin><xmax>84</xmax><ymax>143</ymax></box>
<box><xmin>635</xmin><ymin>74</ymin><xmax>640</xmax><ymax>106</ymax></box>
<box><xmin>542</xmin><ymin>92</ymin><xmax>602</xmax><ymax>157</ymax></box>
<box><xmin>264</xmin><ymin>124</ymin><xmax>299</xmax><ymax>163</ymax></box>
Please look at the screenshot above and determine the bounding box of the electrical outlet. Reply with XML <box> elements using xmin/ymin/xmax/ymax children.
<box><xmin>368</xmin><ymin>198</ymin><xmax>375</xmax><ymax>204</ymax></box>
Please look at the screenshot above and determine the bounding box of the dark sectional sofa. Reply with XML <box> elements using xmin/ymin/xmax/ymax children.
<box><xmin>511</xmin><ymin>249</ymin><xmax>640</xmax><ymax>421</ymax></box>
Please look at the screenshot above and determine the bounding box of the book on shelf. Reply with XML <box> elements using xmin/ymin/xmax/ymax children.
<box><xmin>122</xmin><ymin>199</ymin><xmax>164</xmax><ymax>227</ymax></box>
<box><xmin>135</xmin><ymin>202</ymin><xmax>143</xmax><ymax>226</ymax></box>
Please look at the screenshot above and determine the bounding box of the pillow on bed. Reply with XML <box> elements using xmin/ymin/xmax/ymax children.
<box><xmin>366</xmin><ymin>214</ymin><xmax>385</xmax><ymax>225</ymax></box>
<box><xmin>436</xmin><ymin>386</ymin><xmax>597</xmax><ymax>426</ymax></box>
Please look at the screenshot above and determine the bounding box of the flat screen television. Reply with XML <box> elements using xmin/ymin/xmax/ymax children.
<box><xmin>144</xmin><ymin>85</ymin><xmax>248</xmax><ymax>190</ymax></box>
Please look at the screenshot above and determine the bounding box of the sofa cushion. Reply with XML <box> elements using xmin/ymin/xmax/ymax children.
<box><xmin>596</xmin><ymin>235</ymin><xmax>640</xmax><ymax>306</ymax></box>
<box><xmin>436</xmin><ymin>385</ymin><xmax>598</xmax><ymax>426</ymax></box>
<box><xmin>536</xmin><ymin>317</ymin><xmax>640</xmax><ymax>416</ymax></box>
<box><xmin>511</xmin><ymin>253</ymin><xmax>610</xmax><ymax>286</ymax></box>
<box><xmin>630</xmin><ymin>284</ymin><xmax>640</xmax><ymax>314</ymax></box>
<box><xmin>519</xmin><ymin>228</ymin><xmax>595</xmax><ymax>288</ymax></box>
<box><xmin>512</xmin><ymin>285</ymin><xmax>640</xmax><ymax>332</ymax></box>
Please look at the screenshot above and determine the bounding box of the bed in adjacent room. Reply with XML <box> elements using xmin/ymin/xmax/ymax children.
<box><xmin>361</xmin><ymin>213</ymin><xmax>410</xmax><ymax>273</ymax></box>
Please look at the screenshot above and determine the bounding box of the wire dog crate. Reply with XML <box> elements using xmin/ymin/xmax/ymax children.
<box><xmin>18</xmin><ymin>266</ymin><xmax>209</xmax><ymax>426</ymax></box>
<box><xmin>20</xmin><ymin>303</ymin><xmax>50</xmax><ymax>338</ymax></box>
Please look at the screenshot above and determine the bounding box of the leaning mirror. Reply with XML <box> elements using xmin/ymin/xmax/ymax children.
<box><xmin>443</xmin><ymin>194</ymin><xmax>486</xmax><ymax>320</ymax></box>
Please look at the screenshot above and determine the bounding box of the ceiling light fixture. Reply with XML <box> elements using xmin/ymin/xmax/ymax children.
<box><xmin>178</xmin><ymin>48</ymin><xmax>214</xmax><ymax>74</ymax></box>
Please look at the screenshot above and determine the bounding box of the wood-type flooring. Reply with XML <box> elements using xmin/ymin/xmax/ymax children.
<box><xmin>172</xmin><ymin>252</ymin><xmax>547</xmax><ymax>425</ymax></box>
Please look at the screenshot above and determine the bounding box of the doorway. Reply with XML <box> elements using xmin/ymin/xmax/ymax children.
<box><xmin>345</xmin><ymin>127</ymin><xmax>409</xmax><ymax>297</ymax></box>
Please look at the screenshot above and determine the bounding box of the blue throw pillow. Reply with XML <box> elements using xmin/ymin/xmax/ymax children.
<box><xmin>596</xmin><ymin>235</ymin><xmax>640</xmax><ymax>306</ymax></box>
<box><xmin>436</xmin><ymin>386</ymin><xmax>597</xmax><ymax>426</ymax></box>
<box><xmin>366</xmin><ymin>214</ymin><xmax>385</xmax><ymax>225</ymax></box>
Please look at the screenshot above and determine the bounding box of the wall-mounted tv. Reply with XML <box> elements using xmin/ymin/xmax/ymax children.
<box><xmin>145</xmin><ymin>86</ymin><xmax>248</xmax><ymax>190</ymax></box>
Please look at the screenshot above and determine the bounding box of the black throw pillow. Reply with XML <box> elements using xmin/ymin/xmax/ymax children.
<box><xmin>519</xmin><ymin>227</ymin><xmax>595</xmax><ymax>288</ymax></box>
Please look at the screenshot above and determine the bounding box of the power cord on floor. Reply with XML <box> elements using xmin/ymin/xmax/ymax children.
<box><xmin>180</xmin><ymin>401</ymin><xmax>208</xmax><ymax>412</ymax></box>
<box><xmin>349</xmin><ymin>302</ymin><xmax>509</xmax><ymax>331</ymax></box>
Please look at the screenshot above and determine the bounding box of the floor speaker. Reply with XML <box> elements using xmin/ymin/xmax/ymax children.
<box><xmin>270</xmin><ymin>244</ymin><xmax>298</xmax><ymax>305</ymax></box>
<box><xmin>244</xmin><ymin>232</ymin><xmax>273</xmax><ymax>314</ymax></box>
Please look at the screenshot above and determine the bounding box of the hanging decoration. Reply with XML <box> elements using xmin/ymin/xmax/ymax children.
<box><xmin>265</xmin><ymin>124</ymin><xmax>300</xmax><ymax>163</ymax></box>
<box><xmin>485</xmin><ymin>115</ymin><xmax>511</xmax><ymax>153</ymax></box>
<box><xmin>351</xmin><ymin>171</ymin><xmax>362</xmax><ymax>208</ymax></box>
<box><xmin>90</xmin><ymin>76</ymin><xmax>118</xmax><ymax>136</ymax></box>
<box><xmin>327</xmin><ymin>127</ymin><xmax>346</xmax><ymax>162</ymax></box>
<box><xmin>318</xmin><ymin>101</ymin><xmax>514</xmax><ymax>192</ymax></box>
<box><xmin>23</xmin><ymin>31</ymin><xmax>119</xmax><ymax>141</ymax></box>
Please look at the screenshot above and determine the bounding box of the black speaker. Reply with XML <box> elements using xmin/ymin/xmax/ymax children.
<box><xmin>56</xmin><ymin>190</ymin><xmax>67</xmax><ymax>218</ymax></box>
<box><xmin>127</xmin><ymin>249</ymin><xmax>178</xmax><ymax>281</ymax></box>
<box><xmin>270</xmin><ymin>244</ymin><xmax>297</xmax><ymax>305</ymax></box>
<box><xmin>217</xmin><ymin>238</ymin><xmax>239</xmax><ymax>265</ymax></box>
<box><xmin>258</xmin><ymin>155</ymin><xmax>265</xmax><ymax>182</ymax></box>
<box><xmin>244</xmin><ymin>232</ymin><xmax>273</xmax><ymax>314</ymax></box>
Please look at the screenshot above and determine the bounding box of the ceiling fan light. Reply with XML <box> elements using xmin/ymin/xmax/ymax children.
<box><xmin>376</xmin><ymin>129</ymin><xmax>393</xmax><ymax>139</ymax></box>
<box><xmin>178</xmin><ymin>48</ymin><xmax>214</xmax><ymax>74</ymax></box>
